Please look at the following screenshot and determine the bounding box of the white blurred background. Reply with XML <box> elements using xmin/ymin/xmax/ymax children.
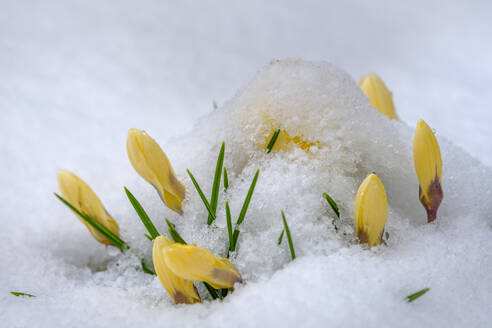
<box><xmin>2</xmin><ymin>0</ymin><xmax>491</xmax><ymax>166</ymax></box>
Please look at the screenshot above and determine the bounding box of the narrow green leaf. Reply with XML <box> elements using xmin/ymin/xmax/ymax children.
<box><xmin>125</xmin><ymin>187</ymin><xmax>160</xmax><ymax>239</ymax></box>
<box><xmin>141</xmin><ymin>259</ymin><xmax>155</xmax><ymax>275</ymax></box>
<box><xmin>323</xmin><ymin>192</ymin><xmax>340</xmax><ymax>218</ymax></box>
<box><xmin>144</xmin><ymin>234</ymin><xmax>152</xmax><ymax>241</ymax></box>
<box><xmin>203</xmin><ymin>282</ymin><xmax>219</xmax><ymax>300</ymax></box>
<box><xmin>165</xmin><ymin>218</ymin><xmax>186</xmax><ymax>244</ymax></box>
<box><xmin>281</xmin><ymin>210</ymin><xmax>296</xmax><ymax>260</ymax></box>
<box><xmin>163</xmin><ymin>222</ymin><xmax>219</xmax><ymax>300</ymax></box>
<box><xmin>10</xmin><ymin>291</ymin><xmax>35</xmax><ymax>297</ymax></box>
<box><xmin>225</xmin><ymin>202</ymin><xmax>233</xmax><ymax>251</ymax></box>
<box><xmin>231</xmin><ymin>229</ymin><xmax>240</xmax><ymax>252</ymax></box>
<box><xmin>278</xmin><ymin>229</ymin><xmax>285</xmax><ymax>245</ymax></box>
<box><xmin>407</xmin><ymin>288</ymin><xmax>430</xmax><ymax>302</ymax></box>
<box><xmin>208</xmin><ymin>142</ymin><xmax>225</xmax><ymax>225</ymax></box>
<box><xmin>266</xmin><ymin>129</ymin><xmax>281</xmax><ymax>153</ymax></box>
<box><xmin>165</xmin><ymin>218</ymin><xmax>176</xmax><ymax>229</ymax></box>
<box><xmin>168</xmin><ymin>229</ymin><xmax>186</xmax><ymax>245</ymax></box>
<box><xmin>223</xmin><ymin>167</ymin><xmax>229</xmax><ymax>191</ymax></box>
<box><xmin>230</xmin><ymin>169</ymin><xmax>260</xmax><ymax>251</ymax></box>
<box><xmin>54</xmin><ymin>193</ymin><xmax>129</xmax><ymax>252</ymax></box>
<box><xmin>186</xmin><ymin>169</ymin><xmax>217</xmax><ymax>222</ymax></box>
<box><xmin>236</xmin><ymin>169</ymin><xmax>259</xmax><ymax>226</ymax></box>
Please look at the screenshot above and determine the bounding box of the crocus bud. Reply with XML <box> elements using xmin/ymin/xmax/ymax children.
<box><xmin>413</xmin><ymin>119</ymin><xmax>443</xmax><ymax>223</ymax></box>
<box><xmin>127</xmin><ymin>128</ymin><xmax>185</xmax><ymax>214</ymax></box>
<box><xmin>354</xmin><ymin>174</ymin><xmax>388</xmax><ymax>247</ymax></box>
<box><xmin>152</xmin><ymin>236</ymin><xmax>201</xmax><ymax>304</ymax></box>
<box><xmin>359</xmin><ymin>73</ymin><xmax>398</xmax><ymax>120</ymax></box>
<box><xmin>163</xmin><ymin>243</ymin><xmax>242</xmax><ymax>289</ymax></box>
<box><xmin>57</xmin><ymin>170</ymin><xmax>120</xmax><ymax>244</ymax></box>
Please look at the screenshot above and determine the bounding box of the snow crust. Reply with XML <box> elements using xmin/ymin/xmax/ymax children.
<box><xmin>2</xmin><ymin>58</ymin><xmax>492</xmax><ymax>327</ymax></box>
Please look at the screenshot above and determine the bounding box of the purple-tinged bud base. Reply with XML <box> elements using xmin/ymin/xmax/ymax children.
<box><xmin>419</xmin><ymin>176</ymin><xmax>443</xmax><ymax>223</ymax></box>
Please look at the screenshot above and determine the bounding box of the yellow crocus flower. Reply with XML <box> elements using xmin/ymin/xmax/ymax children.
<box><xmin>127</xmin><ymin>128</ymin><xmax>185</xmax><ymax>214</ymax></box>
<box><xmin>57</xmin><ymin>170</ymin><xmax>119</xmax><ymax>245</ymax></box>
<box><xmin>354</xmin><ymin>174</ymin><xmax>388</xmax><ymax>247</ymax></box>
<box><xmin>413</xmin><ymin>119</ymin><xmax>443</xmax><ymax>223</ymax></box>
<box><xmin>153</xmin><ymin>236</ymin><xmax>201</xmax><ymax>304</ymax></box>
<box><xmin>162</xmin><ymin>243</ymin><xmax>243</xmax><ymax>289</ymax></box>
<box><xmin>359</xmin><ymin>73</ymin><xmax>398</xmax><ymax>120</ymax></box>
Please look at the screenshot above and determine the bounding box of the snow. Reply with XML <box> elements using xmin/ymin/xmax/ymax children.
<box><xmin>1</xmin><ymin>1</ymin><xmax>492</xmax><ymax>327</ymax></box>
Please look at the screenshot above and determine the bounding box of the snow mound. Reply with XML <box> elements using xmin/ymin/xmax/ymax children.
<box><xmin>3</xmin><ymin>58</ymin><xmax>492</xmax><ymax>327</ymax></box>
<box><xmin>170</xmin><ymin>58</ymin><xmax>492</xmax><ymax>280</ymax></box>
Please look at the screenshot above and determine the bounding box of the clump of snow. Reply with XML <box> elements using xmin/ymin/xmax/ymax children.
<box><xmin>2</xmin><ymin>58</ymin><xmax>492</xmax><ymax>327</ymax></box>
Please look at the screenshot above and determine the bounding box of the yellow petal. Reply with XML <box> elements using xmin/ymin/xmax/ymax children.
<box><xmin>126</xmin><ymin>128</ymin><xmax>185</xmax><ymax>214</ymax></box>
<box><xmin>292</xmin><ymin>135</ymin><xmax>316</xmax><ymax>151</ymax></box>
<box><xmin>354</xmin><ymin>174</ymin><xmax>388</xmax><ymax>247</ymax></box>
<box><xmin>263</xmin><ymin>129</ymin><xmax>292</xmax><ymax>152</ymax></box>
<box><xmin>152</xmin><ymin>236</ymin><xmax>201</xmax><ymax>304</ymax></box>
<box><xmin>413</xmin><ymin>119</ymin><xmax>443</xmax><ymax>222</ymax></box>
<box><xmin>262</xmin><ymin>129</ymin><xmax>317</xmax><ymax>153</ymax></box>
<box><xmin>359</xmin><ymin>73</ymin><xmax>398</xmax><ymax>120</ymax></box>
<box><xmin>56</xmin><ymin>170</ymin><xmax>119</xmax><ymax>245</ymax></box>
<box><xmin>162</xmin><ymin>243</ymin><xmax>242</xmax><ymax>289</ymax></box>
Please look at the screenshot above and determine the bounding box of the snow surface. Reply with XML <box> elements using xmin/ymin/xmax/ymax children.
<box><xmin>1</xmin><ymin>1</ymin><xmax>492</xmax><ymax>327</ymax></box>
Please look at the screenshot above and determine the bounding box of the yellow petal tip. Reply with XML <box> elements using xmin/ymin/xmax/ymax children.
<box><xmin>359</xmin><ymin>73</ymin><xmax>398</xmax><ymax>120</ymax></box>
<box><xmin>163</xmin><ymin>244</ymin><xmax>242</xmax><ymax>289</ymax></box>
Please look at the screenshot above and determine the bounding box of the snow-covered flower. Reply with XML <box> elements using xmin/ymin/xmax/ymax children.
<box><xmin>56</xmin><ymin>170</ymin><xmax>120</xmax><ymax>244</ymax></box>
<box><xmin>126</xmin><ymin>128</ymin><xmax>185</xmax><ymax>214</ymax></box>
<box><xmin>354</xmin><ymin>173</ymin><xmax>388</xmax><ymax>247</ymax></box>
<box><xmin>153</xmin><ymin>236</ymin><xmax>242</xmax><ymax>304</ymax></box>
<box><xmin>359</xmin><ymin>73</ymin><xmax>398</xmax><ymax>120</ymax></box>
<box><xmin>413</xmin><ymin>119</ymin><xmax>443</xmax><ymax>223</ymax></box>
<box><xmin>263</xmin><ymin>129</ymin><xmax>315</xmax><ymax>152</ymax></box>
<box><xmin>259</xmin><ymin>110</ymin><xmax>317</xmax><ymax>153</ymax></box>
